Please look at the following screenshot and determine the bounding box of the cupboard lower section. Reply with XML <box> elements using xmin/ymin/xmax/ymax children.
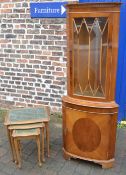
<box><xmin>62</xmin><ymin>96</ymin><xmax>118</xmax><ymax>168</ymax></box>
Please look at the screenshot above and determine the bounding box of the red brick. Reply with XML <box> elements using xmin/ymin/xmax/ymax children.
<box><xmin>0</xmin><ymin>9</ymin><xmax>12</xmax><ymax>13</ymax></box>
<box><xmin>52</xmin><ymin>62</ymin><xmax>66</xmax><ymax>67</ymax></box>
<box><xmin>0</xmin><ymin>39</ymin><xmax>9</xmax><ymax>44</ymax></box>
<box><xmin>17</xmin><ymin>59</ymin><xmax>28</xmax><ymax>63</ymax></box>
<box><xmin>15</xmin><ymin>102</ymin><xmax>26</xmax><ymax>107</ymax></box>
<box><xmin>0</xmin><ymin>71</ymin><xmax>4</xmax><ymax>76</ymax></box>
<box><xmin>2</xmin><ymin>4</ymin><xmax>14</xmax><ymax>8</ymax></box>
<box><xmin>0</xmin><ymin>0</ymin><xmax>9</xmax><ymax>2</ymax></box>
<box><xmin>53</xmin><ymin>72</ymin><xmax>64</xmax><ymax>77</ymax></box>
<box><xmin>36</xmin><ymin>70</ymin><xmax>45</xmax><ymax>74</ymax></box>
<box><xmin>42</xmin><ymin>51</ymin><xmax>52</xmax><ymax>56</ymax></box>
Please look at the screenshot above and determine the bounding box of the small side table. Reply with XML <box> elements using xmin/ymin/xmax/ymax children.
<box><xmin>4</xmin><ymin>106</ymin><xmax>50</xmax><ymax>162</ymax></box>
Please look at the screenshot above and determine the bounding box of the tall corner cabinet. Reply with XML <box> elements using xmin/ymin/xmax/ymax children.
<box><xmin>62</xmin><ymin>2</ymin><xmax>121</xmax><ymax>169</ymax></box>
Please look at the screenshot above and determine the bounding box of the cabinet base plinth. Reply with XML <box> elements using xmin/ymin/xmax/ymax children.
<box><xmin>63</xmin><ymin>149</ymin><xmax>71</xmax><ymax>160</ymax></box>
<box><xmin>101</xmin><ymin>162</ymin><xmax>114</xmax><ymax>169</ymax></box>
<box><xmin>63</xmin><ymin>148</ymin><xmax>115</xmax><ymax>169</ymax></box>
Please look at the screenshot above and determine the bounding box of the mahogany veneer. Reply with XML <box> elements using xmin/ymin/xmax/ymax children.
<box><xmin>62</xmin><ymin>2</ymin><xmax>120</xmax><ymax>168</ymax></box>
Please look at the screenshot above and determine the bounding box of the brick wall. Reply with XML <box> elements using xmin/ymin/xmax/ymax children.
<box><xmin>0</xmin><ymin>0</ymin><xmax>77</xmax><ymax>111</ymax></box>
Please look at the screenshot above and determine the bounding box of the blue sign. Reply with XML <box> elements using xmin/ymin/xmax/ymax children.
<box><xmin>30</xmin><ymin>2</ymin><xmax>67</xmax><ymax>18</ymax></box>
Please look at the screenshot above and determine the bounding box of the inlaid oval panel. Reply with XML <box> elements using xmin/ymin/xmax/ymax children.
<box><xmin>72</xmin><ymin>118</ymin><xmax>101</xmax><ymax>152</ymax></box>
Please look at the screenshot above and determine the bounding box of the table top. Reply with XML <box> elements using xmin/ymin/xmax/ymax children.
<box><xmin>4</xmin><ymin>106</ymin><xmax>50</xmax><ymax>125</ymax></box>
<box><xmin>12</xmin><ymin>128</ymin><xmax>40</xmax><ymax>137</ymax></box>
<box><xmin>8</xmin><ymin>123</ymin><xmax>45</xmax><ymax>130</ymax></box>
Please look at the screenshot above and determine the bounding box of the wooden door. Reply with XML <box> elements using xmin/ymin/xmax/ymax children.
<box><xmin>63</xmin><ymin>106</ymin><xmax>117</xmax><ymax>160</ymax></box>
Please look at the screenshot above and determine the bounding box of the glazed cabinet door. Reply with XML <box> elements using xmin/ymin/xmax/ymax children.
<box><xmin>68</xmin><ymin>13</ymin><xmax>113</xmax><ymax>101</ymax></box>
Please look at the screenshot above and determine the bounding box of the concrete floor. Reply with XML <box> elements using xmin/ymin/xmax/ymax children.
<box><xmin>0</xmin><ymin>117</ymin><xmax>126</xmax><ymax>175</ymax></box>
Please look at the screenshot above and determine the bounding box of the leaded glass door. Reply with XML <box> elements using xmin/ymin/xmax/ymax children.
<box><xmin>71</xmin><ymin>14</ymin><xmax>112</xmax><ymax>100</ymax></box>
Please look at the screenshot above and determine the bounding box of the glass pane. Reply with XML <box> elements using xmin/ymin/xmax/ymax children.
<box><xmin>97</xmin><ymin>17</ymin><xmax>107</xmax><ymax>32</ymax></box>
<box><xmin>90</xmin><ymin>18</ymin><xmax>101</xmax><ymax>96</ymax></box>
<box><xmin>101</xmin><ymin>21</ymin><xmax>108</xmax><ymax>94</ymax></box>
<box><xmin>73</xmin><ymin>18</ymin><xmax>89</xmax><ymax>95</ymax></box>
<box><xmin>73</xmin><ymin>19</ymin><xmax>79</xmax><ymax>93</ymax></box>
<box><xmin>74</xmin><ymin>18</ymin><xmax>83</xmax><ymax>33</ymax></box>
<box><xmin>85</xmin><ymin>18</ymin><xmax>95</xmax><ymax>32</ymax></box>
<box><xmin>73</xmin><ymin>17</ymin><xmax>108</xmax><ymax>97</ymax></box>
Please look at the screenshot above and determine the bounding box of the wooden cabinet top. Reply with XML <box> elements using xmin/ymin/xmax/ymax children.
<box><xmin>66</xmin><ymin>2</ymin><xmax>121</xmax><ymax>10</ymax></box>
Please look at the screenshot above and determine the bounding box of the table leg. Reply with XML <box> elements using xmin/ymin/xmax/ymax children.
<box><xmin>36</xmin><ymin>135</ymin><xmax>42</xmax><ymax>167</ymax></box>
<box><xmin>18</xmin><ymin>140</ymin><xmax>21</xmax><ymax>157</ymax></box>
<box><xmin>14</xmin><ymin>138</ymin><xmax>21</xmax><ymax>169</ymax></box>
<box><xmin>45</xmin><ymin>122</ymin><xmax>50</xmax><ymax>157</ymax></box>
<box><xmin>41</xmin><ymin>127</ymin><xmax>45</xmax><ymax>162</ymax></box>
<box><xmin>7</xmin><ymin>127</ymin><xmax>15</xmax><ymax>162</ymax></box>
